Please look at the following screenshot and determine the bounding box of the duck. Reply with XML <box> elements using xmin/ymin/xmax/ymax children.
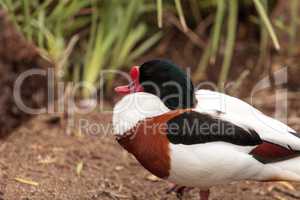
<box><xmin>112</xmin><ymin>59</ymin><xmax>300</xmax><ymax>200</ymax></box>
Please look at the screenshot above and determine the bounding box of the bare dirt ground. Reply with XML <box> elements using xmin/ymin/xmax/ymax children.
<box><xmin>0</xmin><ymin>92</ymin><xmax>300</xmax><ymax>200</ymax></box>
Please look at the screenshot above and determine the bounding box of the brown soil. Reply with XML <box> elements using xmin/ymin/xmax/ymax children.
<box><xmin>0</xmin><ymin>92</ymin><xmax>300</xmax><ymax>200</ymax></box>
<box><xmin>0</xmin><ymin>10</ymin><xmax>52</xmax><ymax>138</ymax></box>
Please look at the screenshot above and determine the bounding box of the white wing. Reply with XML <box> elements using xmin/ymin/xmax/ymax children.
<box><xmin>195</xmin><ymin>89</ymin><xmax>300</xmax><ymax>150</ymax></box>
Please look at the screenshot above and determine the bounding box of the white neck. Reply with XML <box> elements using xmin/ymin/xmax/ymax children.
<box><xmin>113</xmin><ymin>92</ymin><xmax>170</xmax><ymax>136</ymax></box>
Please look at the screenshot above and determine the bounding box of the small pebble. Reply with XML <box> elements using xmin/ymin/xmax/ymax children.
<box><xmin>146</xmin><ymin>175</ymin><xmax>159</xmax><ymax>182</ymax></box>
<box><xmin>115</xmin><ymin>166</ymin><xmax>124</xmax><ymax>171</ymax></box>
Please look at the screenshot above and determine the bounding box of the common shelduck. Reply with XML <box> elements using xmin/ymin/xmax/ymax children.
<box><xmin>113</xmin><ymin>59</ymin><xmax>300</xmax><ymax>200</ymax></box>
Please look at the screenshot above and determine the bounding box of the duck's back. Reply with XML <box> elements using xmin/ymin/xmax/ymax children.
<box><xmin>195</xmin><ymin>89</ymin><xmax>296</xmax><ymax>135</ymax></box>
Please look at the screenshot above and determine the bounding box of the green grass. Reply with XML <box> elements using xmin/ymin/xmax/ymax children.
<box><xmin>218</xmin><ymin>0</ymin><xmax>238</xmax><ymax>90</ymax></box>
<box><xmin>82</xmin><ymin>0</ymin><xmax>162</xmax><ymax>96</ymax></box>
<box><xmin>289</xmin><ymin>0</ymin><xmax>299</xmax><ymax>55</ymax></box>
<box><xmin>1</xmin><ymin>0</ymin><xmax>161</xmax><ymax>97</ymax></box>
<box><xmin>1</xmin><ymin>0</ymin><xmax>298</xmax><ymax>96</ymax></box>
<box><xmin>253</xmin><ymin>0</ymin><xmax>280</xmax><ymax>50</ymax></box>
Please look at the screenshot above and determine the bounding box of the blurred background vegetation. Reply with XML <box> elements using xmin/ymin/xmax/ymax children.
<box><xmin>0</xmin><ymin>0</ymin><xmax>299</xmax><ymax>98</ymax></box>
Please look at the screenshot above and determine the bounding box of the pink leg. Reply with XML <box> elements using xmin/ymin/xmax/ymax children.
<box><xmin>166</xmin><ymin>182</ymin><xmax>177</xmax><ymax>193</ymax></box>
<box><xmin>200</xmin><ymin>190</ymin><xmax>210</xmax><ymax>200</ymax></box>
<box><xmin>166</xmin><ymin>183</ymin><xmax>185</xmax><ymax>199</ymax></box>
<box><xmin>166</xmin><ymin>183</ymin><xmax>193</xmax><ymax>200</ymax></box>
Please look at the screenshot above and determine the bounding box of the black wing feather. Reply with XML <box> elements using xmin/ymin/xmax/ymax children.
<box><xmin>166</xmin><ymin>111</ymin><xmax>262</xmax><ymax>146</ymax></box>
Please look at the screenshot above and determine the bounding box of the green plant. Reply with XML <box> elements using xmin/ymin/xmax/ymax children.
<box><xmin>82</xmin><ymin>0</ymin><xmax>162</xmax><ymax>97</ymax></box>
<box><xmin>253</xmin><ymin>0</ymin><xmax>280</xmax><ymax>50</ymax></box>
<box><xmin>1</xmin><ymin>0</ymin><xmax>298</xmax><ymax>97</ymax></box>
<box><xmin>1</xmin><ymin>0</ymin><xmax>161</xmax><ymax>98</ymax></box>
<box><xmin>1</xmin><ymin>0</ymin><xmax>91</xmax><ymax>77</ymax></box>
<box><xmin>289</xmin><ymin>0</ymin><xmax>299</xmax><ymax>55</ymax></box>
<box><xmin>218</xmin><ymin>0</ymin><xmax>238</xmax><ymax>90</ymax></box>
<box><xmin>158</xmin><ymin>0</ymin><xmax>281</xmax><ymax>86</ymax></box>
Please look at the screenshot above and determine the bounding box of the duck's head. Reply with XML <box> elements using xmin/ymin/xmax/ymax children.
<box><xmin>115</xmin><ymin>59</ymin><xmax>196</xmax><ymax>110</ymax></box>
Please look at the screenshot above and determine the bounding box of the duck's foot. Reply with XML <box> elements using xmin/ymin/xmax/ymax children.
<box><xmin>200</xmin><ymin>189</ymin><xmax>210</xmax><ymax>200</ymax></box>
<box><xmin>166</xmin><ymin>183</ymin><xmax>183</xmax><ymax>198</ymax></box>
<box><xmin>166</xmin><ymin>183</ymin><xmax>192</xmax><ymax>200</ymax></box>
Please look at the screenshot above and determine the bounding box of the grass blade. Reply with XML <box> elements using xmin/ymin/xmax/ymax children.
<box><xmin>106</xmin><ymin>24</ymin><xmax>147</xmax><ymax>89</ymax></box>
<box><xmin>116</xmin><ymin>24</ymin><xmax>147</xmax><ymax>68</ymax></box>
<box><xmin>14</xmin><ymin>178</ymin><xmax>39</xmax><ymax>186</ymax></box>
<box><xmin>289</xmin><ymin>0</ymin><xmax>299</xmax><ymax>55</ymax></box>
<box><xmin>128</xmin><ymin>31</ymin><xmax>163</xmax><ymax>63</ymax></box>
<box><xmin>253</xmin><ymin>0</ymin><xmax>280</xmax><ymax>50</ymax></box>
<box><xmin>76</xmin><ymin>161</ymin><xmax>84</xmax><ymax>176</ymax></box>
<box><xmin>157</xmin><ymin>0</ymin><xmax>163</xmax><ymax>28</ymax></box>
<box><xmin>210</xmin><ymin>0</ymin><xmax>225</xmax><ymax>64</ymax></box>
<box><xmin>174</xmin><ymin>0</ymin><xmax>188</xmax><ymax>32</ymax></box>
<box><xmin>218</xmin><ymin>0</ymin><xmax>238</xmax><ymax>90</ymax></box>
<box><xmin>256</xmin><ymin>0</ymin><xmax>269</xmax><ymax>70</ymax></box>
<box><xmin>23</xmin><ymin>0</ymin><xmax>32</xmax><ymax>41</ymax></box>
